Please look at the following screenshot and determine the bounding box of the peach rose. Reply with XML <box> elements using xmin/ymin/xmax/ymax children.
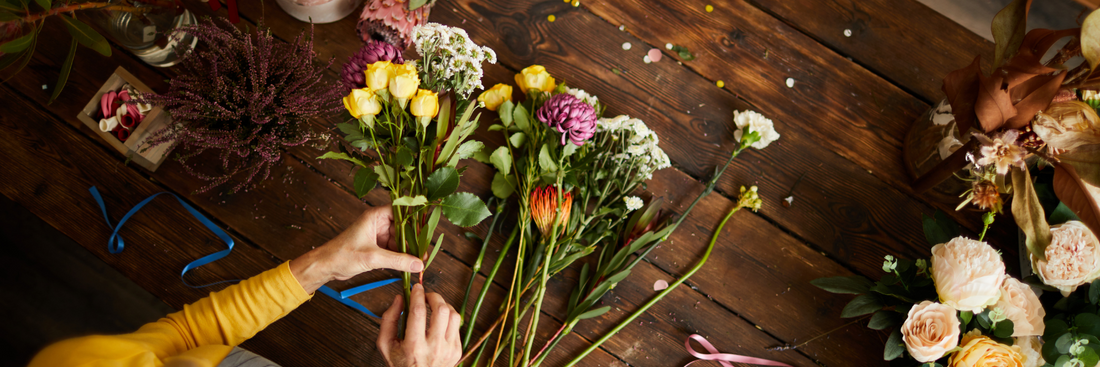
<box><xmin>931</xmin><ymin>237</ymin><xmax>1007</xmax><ymax>313</ymax></box>
<box><xmin>994</xmin><ymin>277</ymin><xmax>1045</xmax><ymax>337</ymax></box>
<box><xmin>1013</xmin><ymin>336</ymin><xmax>1044</xmax><ymax>367</ymax></box>
<box><xmin>1031</xmin><ymin>221</ymin><xmax>1100</xmax><ymax>296</ymax></box>
<box><xmin>901</xmin><ymin>301</ymin><xmax>960</xmax><ymax>362</ymax></box>
<box><xmin>949</xmin><ymin>332</ymin><xmax>1024</xmax><ymax>367</ymax></box>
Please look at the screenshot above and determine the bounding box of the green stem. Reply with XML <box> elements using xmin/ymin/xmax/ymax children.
<box><xmin>463</xmin><ymin>223</ymin><xmax>520</xmax><ymax>347</ymax></box>
<box><xmin>563</xmin><ymin>203</ymin><xmax>744</xmax><ymax>367</ymax></box>
<box><xmin>461</xmin><ymin>200</ymin><xmax>502</xmax><ymax>318</ymax></box>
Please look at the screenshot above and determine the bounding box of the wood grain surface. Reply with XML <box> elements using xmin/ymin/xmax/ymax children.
<box><xmin>0</xmin><ymin>0</ymin><xmax>1006</xmax><ymax>366</ymax></box>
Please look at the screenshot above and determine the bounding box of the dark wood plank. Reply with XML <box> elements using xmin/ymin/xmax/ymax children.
<box><xmin>745</xmin><ymin>0</ymin><xmax>995</xmax><ymax>103</ymax></box>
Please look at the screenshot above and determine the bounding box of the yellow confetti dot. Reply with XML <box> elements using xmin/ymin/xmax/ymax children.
<box><xmin>548</xmin><ymin>14</ymin><xmax>556</xmax><ymax>22</ymax></box>
<box><xmin>571</xmin><ymin>0</ymin><xmax>579</xmax><ymax>6</ymax></box>
<box><xmin>563</xmin><ymin>0</ymin><xmax>569</xmax><ymax>2</ymax></box>
<box><xmin>705</xmin><ymin>4</ymin><xmax>713</xmax><ymax>12</ymax></box>
<box><xmin>716</xmin><ymin>80</ymin><xmax>725</xmax><ymax>88</ymax></box>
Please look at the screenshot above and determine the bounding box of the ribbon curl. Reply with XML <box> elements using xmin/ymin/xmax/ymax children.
<box><xmin>684</xmin><ymin>334</ymin><xmax>793</xmax><ymax>367</ymax></box>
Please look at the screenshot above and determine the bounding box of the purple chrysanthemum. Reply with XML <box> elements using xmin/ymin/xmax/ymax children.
<box><xmin>536</xmin><ymin>94</ymin><xmax>597</xmax><ymax>146</ymax></box>
<box><xmin>340</xmin><ymin>40</ymin><xmax>405</xmax><ymax>91</ymax></box>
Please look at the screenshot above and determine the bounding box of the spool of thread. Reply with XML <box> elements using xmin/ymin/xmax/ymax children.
<box><xmin>99</xmin><ymin>116</ymin><xmax>120</xmax><ymax>132</ymax></box>
<box><xmin>120</xmin><ymin>113</ymin><xmax>137</xmax><ymax>129</ymax></box>
<box><xmin>116</xmin><ymin>128</ymin><xmax>130</xmax><ymax>141</ymax></box>
<box><xmin>100</xmin><ymin>91</ymin><xmax>118</xmax><ymax>118</ymax></box>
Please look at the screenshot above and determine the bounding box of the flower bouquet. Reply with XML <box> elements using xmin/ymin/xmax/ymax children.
<box><xmin>456</xmin><ymin>64</ymin><xmax>781</xmax><ymax>367</ymax></box>
<box><xmin>321</xmin><ymin>22</ymin><xmax>494</xmax><ymax>302</ymax></box>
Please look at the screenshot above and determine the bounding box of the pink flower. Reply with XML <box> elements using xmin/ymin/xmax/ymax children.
<box><xmin>356</xmin><ymin>0</ymin><xmax>432</xmax><ymax>49</ymax></box>
<box><xmin>536</xmin><ymin>94</ymin><xmax>597</xmax><ymax>146</ymax></box>
<box><xmin>972</xmin><ymin>130</ymin><xmax>1026</xmax><ymax>175</ymax></box>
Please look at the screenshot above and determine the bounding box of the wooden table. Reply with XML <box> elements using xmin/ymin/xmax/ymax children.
<box><xmin>0</xmin><ymin>0</ymin><xmax>1015</xmax><ymax>366</ymax></box>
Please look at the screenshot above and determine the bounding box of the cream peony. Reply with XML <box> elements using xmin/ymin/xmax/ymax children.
<box><xmin>931</xmin><ymin>237</ymin><xmax>1007</xmax><ymax>313</ymax></box>
<box><xmin>901</xmin><ymin>301</ymin><xmax>961</xmax><ymax>362</ymax></box>
<box><xmin>1014</xmin><ymin>336</ymin><xmax>1044</xmax><ymax>367</ymax></box>
<box><xmin>949</xmin><ymin>331</ymin><xmax>1024</xmax><ymax>367</ymax></box>
<box><xmin>731</xmin><ymin>110</ymin><xmax>780</xmax><ymax>149</ymax></box>
<box><xmin>1031</xmin><ymin>221</ymin><xmax>1100</xmax><ymax>296</ymax></box>
<box><xmin>994</xmin><ymin>277</ymin><xmax>1045</xmax><ymax>337</ymax></box>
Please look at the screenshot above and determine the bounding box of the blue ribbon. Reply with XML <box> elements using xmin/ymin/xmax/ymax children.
<box><xmin>89</xmin><ymin>186</ymin><xmax>397</xmax><ymax>317</ymax></box>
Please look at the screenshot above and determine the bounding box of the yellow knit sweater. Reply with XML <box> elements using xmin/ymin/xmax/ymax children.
<box><xmin>28</xmin><ymin>261</ymin><xmax>312</xmax><ymax>367</ymax></box>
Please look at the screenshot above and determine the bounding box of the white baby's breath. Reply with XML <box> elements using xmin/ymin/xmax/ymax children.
<box><xmin>411</xmin><ymin>23</ymin><xmax>497</xmax><ymax>98</ymax></box>
<box><xmin>595</xmin><ymin>115</ymin><xmax>670</xmax><ymax>180</ymax></box>
<box><xmin>565</xmin><ymin>87</ymin><xmax>599</xmax><ymax>108</ymax></box>
<box><xmin>624</xmin><ymin>196</ymin><xmax>644</xmax><ymax>211</ymax></box>
<box><xmin>731</xmin><ymin>110</ymin><xmax>780</xmax><ymax>149</ymax></box>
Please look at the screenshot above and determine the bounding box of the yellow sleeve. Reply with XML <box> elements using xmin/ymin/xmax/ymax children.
<box><xmin>28</xmin><ymin>261</ymin><xmax>313</xmax><ymax>367</ymax></box>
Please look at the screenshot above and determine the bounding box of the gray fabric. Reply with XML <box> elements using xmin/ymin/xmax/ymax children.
<box><xmin>216</xmin><ymin>347</ymin><xmax>281</xmax><ymax>367</ymax></box>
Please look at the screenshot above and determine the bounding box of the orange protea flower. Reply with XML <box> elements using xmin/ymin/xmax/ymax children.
<box><xmin>530</xmin><ymin>186</ymin><xmax>573</xmax><ymax>236</ymax></box>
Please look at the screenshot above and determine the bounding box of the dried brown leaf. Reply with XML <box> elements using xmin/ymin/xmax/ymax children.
<box><xmin>1082</xmin><ymin>10</ymin><xmax>1100</xmax><ymax>79</ymax></box>
<box><xmin>1001</xmin><ymin>28</ymin><xmax>1077</xmax><ymax>88</ymax></box>
<box><xmin>1005</xmin><ymin>72</ymin><xmax>1066</xmax><ymax>128</ymax></box>
<box><xmin>1012</xmin><ymin>165</ymin><xmax>1052</xmax><ymax>260</ymax></box>
<box><xmin>992</xmin><ymin>0</ymin><xmax>1033</xmax><ymax>68</ymax></box>
<box><xmin>976</xmin><ymin>73</ymin><xmax>1017</xmax><ymax>132</ymax></box>
<box><xmin>1060</xmin><ymin>144</ymin><xmax>1100</xmax><ymax>187</ymax></box>
<box><xmin>942</xmin><ymin>56</ymin><xmax>983</xmax><ymax>134</ymax></box>
<box><xmin>1053</xmin><ymin>164</ymin><xmax>1100</xmax><ymax>236</ymax></box>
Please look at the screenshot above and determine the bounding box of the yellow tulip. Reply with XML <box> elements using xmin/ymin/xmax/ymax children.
<box><xmin>364</xmin><ymin>61</ymin><xmax>393</xmax><ymax>91</ymax></box>
<box><xmin>515</xmin><ymin>65</ymin><xmax>555</xmax><ymax>93</ymax></box>
<box><xmin>477</xmin><ymin>83</ymin><xmax>513</xmax><ymax>111</ymax></box>
<box><xmin>410</xmin><ymin>89</ymin><xmax>440</xmax><ymax>118</ymax></box>
<box><xmin>342</xmin><ymin>88</ymin><xmax>382</xmax><ymax>119</ymax></box>
<box><xmin>389</xmin><ymin>63</ymin><xmax>420</xmax><ymax>107</ymax></box>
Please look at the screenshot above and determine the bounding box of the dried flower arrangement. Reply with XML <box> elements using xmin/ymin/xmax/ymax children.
<box><xmin>141</xmin><ymin>17</ymin><xmax>343</xmax><ymax>193</ymax></box>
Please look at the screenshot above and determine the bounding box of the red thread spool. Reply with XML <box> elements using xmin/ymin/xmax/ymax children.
<box><xmin>116</xmin><ymin>128</ymin><xmax>130</xmax><ymax>142</ymax></box>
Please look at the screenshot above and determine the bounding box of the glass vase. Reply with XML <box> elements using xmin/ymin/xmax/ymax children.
<box><xmin>88</xmin><ymin>0</ymin><xmax>197</xmax><ymax>68</ymax></box>
<box><xmin>902</xmin><ymin>99</ymin><xmax>972</xmax><ymax>196</ymax></box>
<box><xmin>276</xmin><ymin>0</ymin><xmax>364</xmax><ymax>24</ymax></box>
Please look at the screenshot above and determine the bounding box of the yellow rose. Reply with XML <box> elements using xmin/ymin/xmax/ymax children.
<box><xmin>364</xmin><ymin>61</ymin><xmax>394</xmax><ymax>91</ymax></box>
<box><xmin>342</xmin><ymin>88</ymin><xmax>381</xmax><ymax>119</ymax></box>
<box><xmin>515</xmin><ymin>65</ymin><xmax>555</xmax><ymax>93</ymax></box>
<box><xmin>949</xmin><ymin>332</ymin><xmax>1024</xmax><ymax>367</ymax></box>
<box><xmin>389</xmin><ymin>63</ymin><xmax>420</xmax><ymax>107</ymax></box>
<box><xmin>410</xmin><ymin>89</ymin><xmax>439</xmax><ymax>118</ymax></box>
<box><xmin>477</xmin><ymin>83</ymin><xmax>513</xmax><ymax>111</ymax></box>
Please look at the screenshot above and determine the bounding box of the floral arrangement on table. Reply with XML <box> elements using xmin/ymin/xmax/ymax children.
<box><xmin>139</xmin><ymin>17</ymin><xmax>344</xmax><ymax>193</ymax></box>
<box><xmin>0</xmin><ymin>0</ymin><xmax>176</xmax><ymax>102</ymax></box>
<box><xmin>453</xmin><ymin>64</ymin><xmax>781</xmax><ymax>367</ymax></box>
<box><xmin>321</xmin><ymin>22</ymin><xmax>495</xmax><ymax>302</ymax></box>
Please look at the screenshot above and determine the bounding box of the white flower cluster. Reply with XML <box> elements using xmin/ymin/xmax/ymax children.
<box><xmin>411</xmin><ymin>23</ymin><xmax>498</xmax><ymax>98</ymax></box>
<box><xmin>623</xmin><ymin>196</ymin><xmax>644</xmax><ymax>211</ymax></box>
<box><xmin>731</xmin><ymin>110</ymin><xmax>780</xmax><ymax>149</ymax></box>
<box><xmin>597</xmin><ymin>115</ymin><xmax>671</xmax><ymax>180</ymax></box>
<box><xmin>565</xmin><ymin>87</ymin><xmax>599</xmax><ymax>108</ymax></box>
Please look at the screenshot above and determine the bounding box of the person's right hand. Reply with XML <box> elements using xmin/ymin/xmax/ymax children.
<box><xmin>378</xmin><ymin>284</ymin><xmax>462</xmax><ymax>367</ymax></box>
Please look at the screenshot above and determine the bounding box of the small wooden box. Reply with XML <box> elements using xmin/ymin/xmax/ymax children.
<box><xmin>76</xmin><ymin>66</ymin><xmax>174</xmax><ymax>172</ymax></box>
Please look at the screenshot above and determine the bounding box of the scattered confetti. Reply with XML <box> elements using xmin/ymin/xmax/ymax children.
<box><xmin>667</xmin><ymin>44</ymin><xmax>696</xmax><ymax>61</ymax></box>
<box><xmin>705</xmin><ymin>4</ymin><xmax>714</xmax><ymax>12</ymax></box>
<box><xmin>571</xmin><ymin>0</ymin><xmax>579</xmax><ymax>6</ymax></box>
<box><xmin>647</xmin><ymin>48</ymin><xmax>662</xmax><ymax>62</ymax></box>
<box><xmin>716</xmin><ymin>80</ymin><xmax>724</xmax><ymax>88</ymax></box>
<box><xmin>785</xmin><ymin>77</ymin><xmax>795</xmax><ymax>88</ymax></box>
<box><xmin>622</xmin><ymin>42</ymin><xmax>632</xmax><ymax>50</ymax></box>
<box><xmin>782</xmin><ymin>196</ymin><xmax>794</xmax><ymax>208</ymax></box>
<box><xmin>665</xmin><ymin>43</ymin><xmax>673</xmax><ymax>50</ymax></box>
<box><xmin>618</xmin><ymin>25</ymin><xmax>625</xmax><ymax>31</ymax></box>
<box><xmin>654</xmin><ymin>279</ymin><xmax>669</xmax><ymax>291</ymax></box>
<box><xmin>611</xmin><ymin>67</ymin><xmax>622</xmax><ymax>75</ymax></box>
<box><xmin>843</xmin><ymin>29</ymin><xmax>852</xmax><ymax>37</ymax></box>
<box><xmin>563</xmin><ymin>0</ymin><xmax>569</xmax><ymax>2</ymax></box>
<box><xmin>41</xmin><ymin>84</ymin><xmax>47</xmax><ymax>90</ymax></box>
<box><xmin>548</xmin><ymin>14</ymin><xmax>556</xmax><ymax>22</ymax></box>
<box><xmin>643</xmin><ymin>55</ymin><xmax>651</xmax><ymax>64</ymax></box>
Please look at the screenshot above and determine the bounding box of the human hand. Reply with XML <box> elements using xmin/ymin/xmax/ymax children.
<box><xmin>378</xmin><ymin>284</ymin><xmax>462</xmax><ymax>367</ymax></box>
<box><xmin>290</xmin><ymin>205</ymin><xmax>423</xmax><ymax>293</ymax></box>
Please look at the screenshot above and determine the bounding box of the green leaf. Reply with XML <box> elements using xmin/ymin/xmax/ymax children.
<box><xmin>1078</xmin><ymin>313</ymin><xmax>1100</xmax><ymax>337</ymax></box>
<box><xmin>1045</xmin><ymin>319</ymin><xmax>1069</xmax><ymax>341</ymax></box>
<box><xmin>1056</xmin><ymin>332</ymin><xmax>1074</xmax><ymax>354</ymax></box>
<box><xmin>408</xmin><ymin>0</ymin><xmax>427</xmax><ymax>10</ymax></box>
<box><xmin>991</xmin><ymin>0</ymin><xmax>1032</xmax><ymax>68</ymax></box>
<box><xmin>0</xmin><ymin>0</ymin><xmax>24</xmax><ymax>12</ymax></box>
<box><xmin>499</xmin><ymin>100</ymin><xmax>514</xmax><ymax>126</ymax></box>
<box><xmin>512</xmin><ymin>103</ymin><xmax>530</xmax><ymax>132</ymax></box>
<box><xmin>0</xmin><ymin>50</ymin><xmax>22</xmax><ymax>71</ymax></box>
<box><xmin>1082</xmin><ymin>347</ymin><xmax>1100</xmax><ymax>367</ymax></box>
<box><xmin>993</xmin><ymin>319</ymin><xmax>1014</xmax><ymax>338</ymax></box>
<box><xmin>1051</xmin><ymin>202</ymin><xmax>1082</xmax><ymax>225</ymax></box>
<box><xmin>353</xmin><ymin>168</ymin><xmax>378</xmax><ymax>198</ymax></box>
<box><xmin>977</xmin><ymin>311</ymin><xmax>992</xmax><ymax>329</ymax></box>
<box><xmin>423</xmin><ymin>233</ymin><xmax>444</xmax><ymax>268</ymax></box>
<box><xmin>490</xmin><ymin>146</ymin><xmax>512</xmax><ymax>175</ymax></box>
<box><xmin>394</xmin><ymin>147</ymin><xmax>413</xmax><ymax>167</ymax></box>
<box><xmin>32</xmin><ymin>0</ymin><xmax>47</xmax><ymax>10</ymax></box>
<box><xmin>884</xmin><ymin>328</ymin><xmax>904</xmax><ymax>361</ymax></box>
<box><xmin>3</xmin><ymin>21</ymin><xmax>37</xmax><ymax>84</ymax></box>
<box><xmin>0</xmin><ymin>9</ymin><xmax>18</xmax><ymax>21</ymax></box>
<box><xmin>1012</xmin><ymin>166</ymin><xmax>1052</xmax><ymax>260</ymax></box>
<box><xmin>425</xmin><ymin>167</ymin><xmax>460</xmax><ymax>201</ymax></box>
<box><xmin>0</xmin><ymin>32</ymin><xmax>33</xmax><ymax>53</ymax></box>
<box><xmin>316</xmin><ymin>151</ymin><xmax>368</xmax><ymax>167</ymax></box>
<box><xmin>447</xmin><ymin>140</ymin><xmax>484</xmax><ymax>167</ymax></box>
<box><xmin>577</xmin><ymin>306</ymin><xmax>611</xmax><ymax>320</ymax></box>
<box><xmin>960</xmin><ymin>310</ymin><xmax>973</xmax><ymax>329</ymax></box>
<box><xmin>60</xmin><ymin>15</ymin><xmax>110</xmax><ymax>57</ymax></box>
<box><xmin>374</xmin><ymin>165</ymin><xmax>394</xmax><ymax>188</ymax></box>
<box><xmin>491</xmin><ymin>172</ymin><xmax>516</xmax><ymax>199</ymax></box>
<box><xmin>867</xmin><ymin>310</ymin><xmax>900</xmax><ymax>330</ymax></box>
<box><xmin>439</xmin><ymin>192</ymin><xmax>491</xmax><ymax>227</ymax></box>
<box><xmin>538</xmin><ymin>144</ymin><xmax>558</xmax><ymax>172</ymax></box>
<box><xmin>392</xmin><ymin>195</ymin><xmax>428</xmax><ymax>206</ymax></box>
<box><xmin>922</xmin><ymin>210</ymin><xmax>960</xmax><ymax>245</ymax></box>
<box><xmin>509</xmin><ymin>132</ymin><xmax>527</xmax><ymax>148</ymax></box>
<box><xmin>840</xmin><ymin>294</ymin><xmax>883</xmax><ymax>318</ymax></box>
<box><xmin>811</xmin><ymin>276</ymin><xmax>873</xmax><ymax>295</ymax></box>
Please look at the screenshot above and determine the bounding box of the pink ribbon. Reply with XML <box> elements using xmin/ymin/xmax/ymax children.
<box><xmin>684</xmin><ymin>334</ymin><xmax>793</xmax><ymax>367</ymax></box>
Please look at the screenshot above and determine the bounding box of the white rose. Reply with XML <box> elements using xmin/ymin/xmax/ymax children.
<box><xmin>901</xmin><ymin>301</ymin><xmax>961</xmax><ymax>362</ymax></box>
<box><xmin>1031</xmin><ymin>221</ymin><xmax>1100</xmax><ymax>296</ymax></box>
<box><xmin>931</xmin><ymin>237</ymin><xmax>1007</xmax><ymax>313</ymax></box>
<box><xmin>994</xmin><ymin>277</ymin><xmax>1045</xmax><ymax>337</ymax></box>
<box><xmin>732</xmin><ymin>110</ymin><xmax>780</xmax><ymax>149</ymax></box>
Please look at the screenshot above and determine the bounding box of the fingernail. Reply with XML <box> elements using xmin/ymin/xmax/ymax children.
<box><xmin>411</xmin><ymin>260</ymin><xmax>424</xmax><ymax>272</ymax></box>
<box><xmin>414</xmin><ymin>283</ymin><xmax>423</xmax><ymax>291</ymax></box>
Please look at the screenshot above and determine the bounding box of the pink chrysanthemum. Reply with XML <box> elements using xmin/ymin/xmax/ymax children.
<box><xmin>356</xmin><ymin>0</ymin><xmax>432</xmax><ymax>49</ymax></box>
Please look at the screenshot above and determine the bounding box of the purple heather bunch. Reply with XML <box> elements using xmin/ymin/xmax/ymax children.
<box><xmin>141</xmin><ymin>17</ymin><xmax>343</xmax><ymax>193</ymax></box>
<box><xmin>339</xmin><ymin>40</ymin><xmax>404</xmax><ymax>92</ymax></box>
<box><xmin>536</xmin><ymin>93</ymin><xmax>597</xmax><ymax>146</ymax></box>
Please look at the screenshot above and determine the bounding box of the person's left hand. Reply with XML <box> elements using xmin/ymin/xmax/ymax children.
<box><xmin>377</xmin><ymin>284</ymin><xmax>462</xmax><ymax>367</ymax></box>
<box><xmin>290</xmin><ymin>205</ymin><xmax>423</xmax><ymax>293</ymax></box>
